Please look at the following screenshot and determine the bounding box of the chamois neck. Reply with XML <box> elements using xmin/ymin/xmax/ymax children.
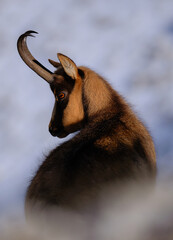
<box><xmin>80</xmin><ymin>67</ymin><xmax>113</xmax><ymax>116</ymax></box>
<box><xmin>76</xmin><ymin>95</ymin><xmax>127</xmax><ymax>144</ymax></box>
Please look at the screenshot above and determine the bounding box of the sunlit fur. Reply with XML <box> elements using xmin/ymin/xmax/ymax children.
<box><xmin>25</xmin><ymin>55</ymin><xmax>156</xmax><ymax>220</ymax></box>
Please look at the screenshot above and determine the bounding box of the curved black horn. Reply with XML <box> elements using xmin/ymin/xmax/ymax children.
<box><xmin>17</xmin><ymin>30</ymin><xmax>53</xmax><ymax>83</ymax></box>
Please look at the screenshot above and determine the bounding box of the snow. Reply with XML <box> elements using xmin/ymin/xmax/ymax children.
<box><xmin>0</xmin><ymin>0</ymin><xmax>173</xmax><ymax>227</ymax></box>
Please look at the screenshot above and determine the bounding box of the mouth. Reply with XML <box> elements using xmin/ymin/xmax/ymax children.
<box><xmin>50</xmin><ymin>129</ymin><xmax>69</xmax><ymax>138</ymax></box>
<box><xmin>57</xmin><ymin>131</ymin><xmax>69</xmax><ymax>138</ymax></box>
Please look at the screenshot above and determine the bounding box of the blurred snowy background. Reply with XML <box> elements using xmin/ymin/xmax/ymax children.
<box><xmin>0</xmin><ymin>0</ymin><xmax>173</xmax><ymax>230</ymax></box>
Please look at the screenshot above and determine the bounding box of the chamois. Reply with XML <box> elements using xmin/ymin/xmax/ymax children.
<box><xmin>17</xmin><ymin>31</ymin><xmax>156</xmax><ymax>218</ymax></box>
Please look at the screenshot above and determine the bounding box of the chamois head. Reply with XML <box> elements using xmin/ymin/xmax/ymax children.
<box><xmin>17</xmin><ymin>31</ymin><xmax>112</xmax><ymax>138</ymax></box>
<box><xmin>48</xmin><ymin>54</ymin><xmax>85</xmax><ymax>138</ymax></box>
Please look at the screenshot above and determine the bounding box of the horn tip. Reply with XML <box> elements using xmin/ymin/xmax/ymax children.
<box><xmin>23</xmin><ymin>30</ymin><xmax>38</xmax><ymax>38</ymax></box>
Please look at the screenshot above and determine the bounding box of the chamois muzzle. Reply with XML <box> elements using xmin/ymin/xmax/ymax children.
<box><xmin>17</xmin><ymin>30</ymin><xmax>53</xmax><ymax>83</ymax></box>
<box><xmin>49</xmin><ymin>125</ymin><xmax>68</xmax><ymax>138</ymax></box>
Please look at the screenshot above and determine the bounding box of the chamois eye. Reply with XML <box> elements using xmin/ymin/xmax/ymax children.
<box><xmin>56</xmin><ymin>92</ymin><xmax>66</xmax><ymax>101</ymax></box>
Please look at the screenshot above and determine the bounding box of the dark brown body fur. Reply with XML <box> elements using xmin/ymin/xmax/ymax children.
<box><xmin>25</xmin><ymin>66</ymin><xmax>156</xmax><ymax>217</ymax></box>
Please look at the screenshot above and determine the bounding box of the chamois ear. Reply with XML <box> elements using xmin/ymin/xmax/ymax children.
<box><xmin>57</xmin><ymin>53</ymin><xmax>79</xmax><ymax>79</ymax></box>
<box><xmin>48</xmin><ymin>59</ymin><xmax>61</xmax><ymax>68</ymax></box>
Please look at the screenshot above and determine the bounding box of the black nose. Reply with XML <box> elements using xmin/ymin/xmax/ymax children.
<box><xmin>49</xmin><ymin>126</ymin><xmax>58</xmax><ymax>136</ymax></box>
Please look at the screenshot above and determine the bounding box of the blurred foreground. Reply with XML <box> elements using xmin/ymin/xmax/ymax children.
<box><xmin>1</xmin><ymin>0</ymin><xmax>173</xmax><ymax>239</ymax></box>
<box><xmin>1</xmin><ymin>179</ymin><xmax>173</xmax><ymax>240</ymax></box>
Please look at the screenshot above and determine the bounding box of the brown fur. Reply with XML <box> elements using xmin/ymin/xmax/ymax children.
<box><xmin>25</xmin><ymin>55</ymin><xmax>156</xmax><ymax>220</ymax></box>
<box><xmin>80</xmin><ymin>67</ymin><xmax>112</xmax><ymax>116</ymax></box>
<box><xmin>62</xmin><ymin>75</ymin><xmax>84</xmax><ymax>130</ymax></box>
